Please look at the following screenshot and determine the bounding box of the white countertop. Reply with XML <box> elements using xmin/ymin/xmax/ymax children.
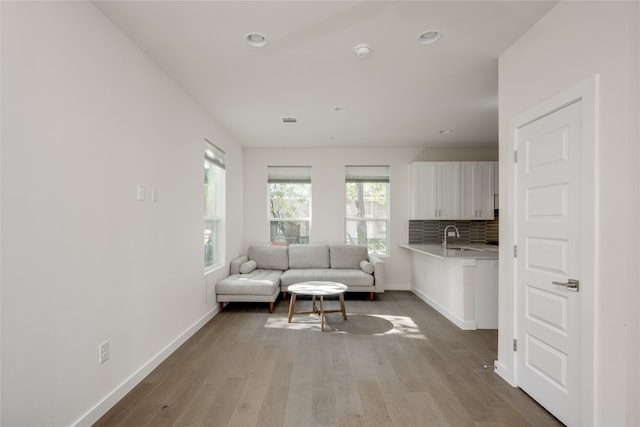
<box><xmin>399</xmin><ymin>243</ymin><xmax>499</xmax><ymax>260</ymax></box>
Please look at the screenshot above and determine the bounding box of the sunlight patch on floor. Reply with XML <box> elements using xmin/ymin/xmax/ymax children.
<box><xmin>264</xmin><ymin>313</ymin><xmax>426</xmax><ymax>339</ymax></box>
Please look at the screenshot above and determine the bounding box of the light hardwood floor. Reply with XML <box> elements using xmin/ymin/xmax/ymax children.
<box><xmin>95</xmin><ymin>291</ymin><xmax>562</xmax><ymax>427</ymax></box>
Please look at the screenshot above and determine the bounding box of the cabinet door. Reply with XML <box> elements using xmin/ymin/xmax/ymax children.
<box><xmin>461</xmin><ymin>162</ymin><xmax>479</xmax><ymax>219</ymax></box>
<box><xmin>478</xmin><ymin>162</ymin><xmax>495</xmax><ymax>219</ymax></box>
<box><xmin>409</xmin><ymin>162</ymin><xmax>438</xmax><ymax>219</ymax></box>
<box><xmin>437</xmin><ymin>162</ymin><xmax>461</xmax><ymax>219</ymax></box>
<box><xmin>461</xmin><ymin>162</ymin><xmax>494</xmax><ymax>219</ymax></box>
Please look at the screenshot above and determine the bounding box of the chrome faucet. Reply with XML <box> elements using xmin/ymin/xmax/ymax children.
<box><xmin>443</xmin><ymin>225</ymin><xmax>460</xmax><ymax>251</ymax></box>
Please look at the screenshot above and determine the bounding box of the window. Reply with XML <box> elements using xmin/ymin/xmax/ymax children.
<box><xmin>204</xmin><ymin>140</ymin><xmax>224</xmax><ymax>270</ymax></box>
<box><xmin>268</xmin><ymin>166</ymin><xmax>311</xmax><ymax>245</ymax></box>
<box><xmin>345</xmin><ymin>165</ymin><xmax>389</xmax><ymax>255</ymax></box>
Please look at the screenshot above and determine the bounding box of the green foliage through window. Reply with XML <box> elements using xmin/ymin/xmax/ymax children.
<box><xmin>345</xmin><ymin>169</ymin><xmax>389</xmax><ymax>255</ymax></box>
<box><xmin>269</xmin><ymin>182</ymin><xmax>311</xmax><ymax>245</ymax></box>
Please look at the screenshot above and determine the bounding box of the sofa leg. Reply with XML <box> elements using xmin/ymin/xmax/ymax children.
<box><xmin>282</xmin><ymin>291</ymin><xmax>287</xmax><ymax>300</ymax></box>
<box><xmin>370</xmin><ymin>292</ymin><xmax>374</xmax><ymax>301</ymax></box>
<box><xmin>269</xmin><ymin>302</ymin><xmax>274</xmax><ymax>313</ymax></box>
<box><xmin>219</xmin><ymin>302</ymin><xmax>224</xmax><ymax>312</ymax></box>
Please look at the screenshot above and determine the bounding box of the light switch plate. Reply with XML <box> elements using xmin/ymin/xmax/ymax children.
<box><xmin>137</xmin><ymin>185</ymin><xmax>145</xmax><ymax>201</ymax></box>
<box><xmin>99</xmin><ymin>341</ymin><xmax>109</xmax><ymax>364</ymax></box>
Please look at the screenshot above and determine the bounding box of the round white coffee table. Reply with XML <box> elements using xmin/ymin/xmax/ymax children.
<box><xmin>287</xmin><ymin>281</ymin><xmax>348</xmax><ymax>331</ymax></box>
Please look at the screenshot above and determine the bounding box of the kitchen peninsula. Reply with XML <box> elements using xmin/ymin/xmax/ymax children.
<box><xmin>400</xmin><ymin>243</ymin><xmax>499</xmax><ymax>330</ymax></box>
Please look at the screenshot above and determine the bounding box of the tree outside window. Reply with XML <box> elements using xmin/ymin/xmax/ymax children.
<box><xmin>345</xmin><ymin>166</ymin><xmax>389</xmax><ymax>255</ymax></box>
<box><xmin>268</xmin><ymin>166</ymin><xmax>311</xmax><ymax>245</ymax></box>
<box><xmin>204</xmin><ymin>141</ymin><xmax>224</xmax><ymax>270</ymax></box>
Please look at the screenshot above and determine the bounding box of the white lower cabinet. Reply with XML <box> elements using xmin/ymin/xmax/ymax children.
<box><xmin>409</xmin><ymin>252</ymin><xmax>498</xmax><ymax>330</ymax></box>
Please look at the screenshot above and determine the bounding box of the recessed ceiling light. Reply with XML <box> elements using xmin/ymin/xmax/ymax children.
<box><xmin>417</xmin><ymin>30</ymin><xmax>441</xmax><ymax>45</ymax></box>
<box><xmin>354</xmin><ymin>44</ymin><xmax>372</xmax><ymax>58</ymax></box>
<box><xmin>245</xmin><ymin>32</ymin><xmax>268</xmax><ymax>48</ymax></box>
<box><xmin>438</xmin><ymin>129</ymin><xmax>452</xmax><ymax>134</ymax></box>
<box><xmin>334</xmin><ymin>106</ymin><xmax>349</xmax><ymax>112</ymax></box>
<box><xmin>281</xmin><ymin>117</ymin><xmax>298</xmax><ymax>124</ymax></box>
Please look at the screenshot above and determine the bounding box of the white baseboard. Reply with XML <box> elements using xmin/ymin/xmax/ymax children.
<box><xmin>383</xmin><ymin>283</ymin><xmax>412</xmax><ymax>291</ymax></box>
<box><xmin>73</xmin><ymin>307</ymin><xmax>219</xmax><ymax>427</ymax></box>
<box><xmin>494</xmin><ymin>360</ymin><xmax>516</xmax><ymax>386</ymax></box>
<box><xmin>411</xmin><ymin>287</ymin><xmax>477</xmax><ymax>330</ymax></box>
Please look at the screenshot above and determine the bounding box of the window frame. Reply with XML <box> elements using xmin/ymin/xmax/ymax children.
<box><xmin>204</xmin><ymin>140</ymin><xmax>225</xmax><ymax>272</ymax></box>
<box><xmin>267</xmin><ymin>166</ymin><xmax>312</xmax><ymax>246</ymax></box>
<box><xmin>345</xmin><ymin>165</ymin><xmax>390</xmax><ymax>256</ymax></box>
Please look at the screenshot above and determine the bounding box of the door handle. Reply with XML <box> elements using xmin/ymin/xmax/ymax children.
<box><xmin>552</xmin><ymin>279</ymin><xmax>579</xmax><ymax>292</ymax></box>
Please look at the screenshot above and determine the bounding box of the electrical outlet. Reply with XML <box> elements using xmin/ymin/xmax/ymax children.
<box><xmin>99</xmin><ymin>341</ymin><xmax>110</xmax><ymax>364</ymax></box>
<box><xmin>448</xmin><ymin>231</ymin><xmax>456</xmax><ymax>237</ymax></box>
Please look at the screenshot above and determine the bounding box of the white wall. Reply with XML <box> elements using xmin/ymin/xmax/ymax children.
<box><xmin>498</xmin><ymin>1</ymin><xmax>640</xmax><ymax>425</ymax></box>
<box><xmin>1</xmin><ymin>2</ymin><xmax>244</xmax><ymax>426</ymax></box>
<box><xmin>244</xmin><ymin>147</ymin><xmax>426</xmax><ymax>290</ymax></box>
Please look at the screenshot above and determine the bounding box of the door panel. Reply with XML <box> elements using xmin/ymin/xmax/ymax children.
<box><xmin>516</xmin><ymin>100</ymin><xmax>582</xmax><ymax>426</ymax></box>
<box><xmin>525</xmin><ymin>286</ymin><xmax>568</xmax><ymax>334</ymax></box>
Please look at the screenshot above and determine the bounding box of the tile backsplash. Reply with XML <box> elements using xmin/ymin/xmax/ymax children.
<box><xmin>409</xmin><ymin>211</ymin><xmax>499</xmax><ymax>245</ymax></box>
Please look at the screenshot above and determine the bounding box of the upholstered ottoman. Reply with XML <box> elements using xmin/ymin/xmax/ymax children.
<box><xmin>216</xmin><ymin>269</ymin><xmax>282</xmax><ymax>313</ymax></box>
<box><xmin>215</xmin><ymin>245</ymin><xmax>288</xmax><ymax>313</ymax></box>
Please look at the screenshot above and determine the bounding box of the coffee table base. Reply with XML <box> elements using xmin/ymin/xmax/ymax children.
<box><xmin>287</xmin><ymin>282</ymin><xmax>348</xmax><ymax>331</ymax></box>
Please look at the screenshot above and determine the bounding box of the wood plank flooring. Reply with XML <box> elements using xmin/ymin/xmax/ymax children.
<box><xmin>94</xmin><ymin>292</ymin><xmax>562</xmax><ymax>427</ymax></box>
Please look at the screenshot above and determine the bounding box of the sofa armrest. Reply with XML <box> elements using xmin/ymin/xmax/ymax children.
<box><xmin>368</xmin><ymin>255</ymin><xmax>385</xmax><ymax>293</ymax></box>
<box><xmin>229</xmin><ymin>255</ymin><xmax>249</xmax><ymax>275</ymax></box>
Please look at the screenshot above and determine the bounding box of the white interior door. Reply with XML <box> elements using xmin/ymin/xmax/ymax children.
<box><xmin>515</xmin><ymin>100</ymin><xmax>582</xmax><ymax>426</ymax></box>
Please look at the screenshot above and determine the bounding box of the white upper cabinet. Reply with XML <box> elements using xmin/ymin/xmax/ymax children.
<box><xmin>438</xmin><ymin>162</ymin><xmax>461</xmax><ymax>218</ymax></box>
<box><xmin>409</xmin><ymin>162</ymin><xmax>460</xmax><ymax>219</ymax></box>
<box><xmin>461</xmin><ymin>162</ymin><xmax>495</xmax><ymax>220</ymax></box>
<box><xmin>410</xmin><ymin>161</ymin><xmax>495</xmax><ymax>220</ymax></box>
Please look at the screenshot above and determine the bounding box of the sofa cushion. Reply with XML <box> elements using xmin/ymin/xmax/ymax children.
<box><xmin>281</xmin><ymin>268</ymin><xmax>374</xmax><ymax>288</ymax></box>
<box><xmin>248</xmin><ymin>245</ymin><xmax>289</xmax><ymax>270</ymax></box>
<box><xmin>288</xmin><ymin>244</ymin><xmax>330</xmax><ymax>269</ymax></box>
<box><xmin>239</xmin><ymin>260</ymin><xmax>257</xmax><ymax>274</ymax></box>
<box><xmin>330</xmin><ymin>245</ymin><xmax>368</xmax><ymax>269</ymax></box>
<box><xmin>360</xmin><ymin>260</ymin><xmax>374</xmax><ymax>274</ymax></box>
<box><xmin>216</xmin><ymin>269</ymin><xmax>282</xmax><ymax>296</ymax></box>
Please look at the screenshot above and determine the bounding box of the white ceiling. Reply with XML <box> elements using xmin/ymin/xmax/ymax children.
<box><xmin>95</xmin><ymin>1</ymin><xmax>556</xmax><ymax>149</ymax></box>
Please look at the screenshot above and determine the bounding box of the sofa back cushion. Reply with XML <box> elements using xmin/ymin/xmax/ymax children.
<box><xmin>288</xmin><ymin>244</ymin><xmax>330</xmax><ymax>269</ymax></box>
<box><xmin>330</xmin><ymin>244</ymin><xmax>368</xmax><ymax>269</ymax></box>
<box><xmin>248</xmin><ymin>245</ymin><xmax>289</xmax><ymax>270</ymax></box>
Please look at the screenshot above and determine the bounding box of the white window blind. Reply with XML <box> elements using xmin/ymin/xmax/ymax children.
<box><xmin>205</xmin><ymin>138</ymin><xmax>225</xmax><ymax>169</ymax></box>
<box><xmin>345</xmin><ymin>165</ymin><xmax>389</xmax><ymax>183</ymax></box>
<box><xmin>268</xmin><ymin>166</ymin><xmax>311</xmax><ymax>183</ymax></box>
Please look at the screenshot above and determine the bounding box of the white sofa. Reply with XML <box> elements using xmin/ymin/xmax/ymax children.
<box><xmin>216</xmin><ymin>244</ymin><xmax>385</xmax><ymax>312</ymax></box>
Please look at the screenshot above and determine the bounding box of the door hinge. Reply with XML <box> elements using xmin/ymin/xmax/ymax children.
<box><xmin>513</xmin><ymin>245</ymin><xmax>518</xmax><ymax>257</ymax></box>
<box><xmin>514</xmin><ymin>151</ymin><xmax>518</xmax><ymax>163</ymax></box>
<box><xmin>513</xmin><ymin>339</ymin><xmax>518</xmax><ymax>352</ymax></box>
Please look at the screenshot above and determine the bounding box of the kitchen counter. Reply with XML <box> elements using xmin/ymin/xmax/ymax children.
<box><xmin>401</xmin><ymin>243</ymin><xmax>499</xmax><ymax>330</ymax></box>
<box><xmin>399</xmin><ymin>243</ymin><xmax>499</xmax><ymax>260</ymax></box>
